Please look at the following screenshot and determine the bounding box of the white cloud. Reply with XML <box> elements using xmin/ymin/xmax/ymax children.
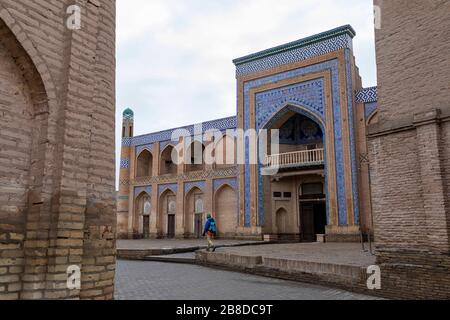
<box><xmin>116</xmin><ymin>0</ymin><xmax>377</xmax><ymax>188</ymax></box>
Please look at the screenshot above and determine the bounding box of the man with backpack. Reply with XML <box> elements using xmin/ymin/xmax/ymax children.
<box><xmin>202</xmin><ymin>213</ymin><xmax>217</xmax><ymax>252</ymax></box>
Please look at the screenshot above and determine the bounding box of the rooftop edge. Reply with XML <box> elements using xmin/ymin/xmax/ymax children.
<box><xmin>232</xmin><ymin>25</ymin><xmax>356</xmax><ymax>66</ymax></box>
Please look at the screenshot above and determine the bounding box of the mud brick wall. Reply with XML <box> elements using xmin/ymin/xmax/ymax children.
<box><xmin>0</xmin><ymin>0</ymin><xmax>116</xmax><ymax>300</ymax></box>
<box><xmin>369</xmin><ymin>0</ymin><xmax>450</xmax><ymax>299</ymax></box>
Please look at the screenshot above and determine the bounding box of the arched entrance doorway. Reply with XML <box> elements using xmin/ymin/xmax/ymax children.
<box><xmin>276</xmin><ymin>208</ymin><xmax>288</xmax><ymax>234</ymax></box>
<box><xmin>262</xmin><ymin>105</ymin><xmax>328</xmax><ymax>242</ymax></box>
<box><xmin>136</xmin><ymin>150</ymin><xmax>153</xmax><ymax>178</ymax></box>
<box><xmin>160</xmin><ymin>145</ymin><xmax>177</xmax><ymax>175</ymax></box>
<box><xmin>214</xmin><ymin>185</ymin><xmax>237</xmax><ymax>237</ymax></box>
<box><xmin>185</xmin><ymin>187</ymin><xmax>204</xmax><ymax>238</ymax></box>
<box><xmin>135</xmin><ymin>192</ymin><xmax>151</xmax><ymax>238</ymax></box>
<box><xmin>159</xmin><ymin>189</ymin><xmax>177</xmax><ymax>238</ymax></box>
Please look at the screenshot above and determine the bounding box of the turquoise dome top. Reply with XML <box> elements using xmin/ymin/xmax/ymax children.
<box><xmin>123</xmin><ymin>108</ymin><xmax>134</xmax><ymax>120</ymax></box>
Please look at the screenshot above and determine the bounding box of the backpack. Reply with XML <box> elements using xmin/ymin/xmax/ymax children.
<box><xmin>209</xmin><ymin>219</ymin><xmax>217</xmax><ymax>234</ymax></box>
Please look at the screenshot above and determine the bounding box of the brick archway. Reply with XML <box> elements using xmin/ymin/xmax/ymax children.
<box><xmin>0</xmin><ymin>14</ymin><xmax>52</xmax><ymax>300</ymax></box>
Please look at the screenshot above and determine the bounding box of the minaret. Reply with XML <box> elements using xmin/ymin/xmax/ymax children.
<box><xmin>117</xmin><ymin>108</ymin><xmax>134</xmax><ymax>238</ymax></box>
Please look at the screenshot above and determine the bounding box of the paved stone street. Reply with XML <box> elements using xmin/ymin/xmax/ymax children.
<box><xmin>115</xmin><ymin>260</ymin><xmax>377</xmax><ymax>300</ymax></box>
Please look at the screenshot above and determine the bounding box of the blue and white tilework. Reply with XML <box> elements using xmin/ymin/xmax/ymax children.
<box><xmin>244</xmin><ymin>58</ymin><xmax>351</xmax><ymax>227</ymax></box>
<box><xmin>213</xmin><ymin>178</ymin><xmax>238</xmax><ymax>192</ymax></box>
<box><xmin>158</xmin><ymin>183</ymin><xmax>178</xmax><ymax>196</ymax></box>
<box><xmin>345</xmin><ymin>49</ymin><xmax>360</xmax><ymax>225</ymax></box>
<box><xmin>131</xmin><ymin>117</ymin><xmax>237</xmax><ymax>148</ymax></box>
<box><xmin>134</xmin><ymin>186</ymin><xmax>152</xmax><ymax>198</ymax></box>
<box><xmin>235</xmin><ymin>34</ymin><xmax>353</xmax><ymax>77</ymax></box>
<box><xmin>364</xmin><ymin>102</ymin><xmax>378</xmax><ymax>120</ymax></box>
<box><xmin>120</xmin><ymin>158</ymin><xmax>130</xmax><ymax>169</ymax></box>
<box><xmin>355</xmin><ymin>87</ymin><xmax>377</xmax><ymax>103</ymax></box>
<box><xmin>184</xmin><ymin>181</ymin><xmax>206</xmax><ymax>194</ymax></box>
<box><xmin>136</xmin><ymin>144</ymin><xmax>154</xmax><ymax>156</ymax></box>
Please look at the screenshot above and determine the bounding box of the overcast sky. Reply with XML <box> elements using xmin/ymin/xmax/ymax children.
<box><xmin>116</xmin><ymin>0</ymin><xmax>377</xmax><ymax>187</ymax></box>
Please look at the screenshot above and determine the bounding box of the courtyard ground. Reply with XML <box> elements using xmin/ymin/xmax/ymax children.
<box><xmin>210</xmin><ymin>242</ymin><xmax>376</xmax><ymax>267</ymax></box>
<box><xmin>117</xmin><ymin>239</ymin><xmax>264</xmax><ymax>250</ymax></box>
<box><xmin>114</xmin><ymin>260</ymin><xmax>377</xmax><ymax>300</ymax></box>
<box><xmin>116</xmin><ymin>239</ymin><xmax>265</xmax><ymax>259</ymax></box>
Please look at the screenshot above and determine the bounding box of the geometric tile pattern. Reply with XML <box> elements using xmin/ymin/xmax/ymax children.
<box><xmin>130</xmin><ymin>116</ymin><xmax>237</xmax><ymax>147</ymax></box>
<box><xmin>255</xmin><ymin>78</ymin><xmax>325</xmax><ymax>129</ymax></box>
<box><xmin>344</xmin><ymin>49</ymin><xmax>360</xmax><ymax>225</ymax></box>
<box><xmin>234</xmin><ymin>25</ymin><xmax>355</xmax><ymax>77</ymax></box>
<box><xmin>134</xmin><ymin>186</ymin><xmax>152</xmax><ymax>198</ymax></box>
<box><xmin>120</xmin><ymin>158</ymin><xmax>130</xmax><ymax>169</ymax></box>
<box><xmin>133</xmin><ymin>166</ymin><xmax>238</xmax><ymax>186</ymax></box>
<box><xmin>184</xmin><ymin>181</ymin><xmax>206</xmax><ymax>194</ymax></box>
<box><xmin>136</xmin><ymin>144</ymin><xmax>154</xmax><ymax>156</ymax></box>
<box><xmin>245</xmin><ymin>59</ymin><xmax>349</xmax><ymax>227</ymax></box>
<box><xmin>355</xmin><ymin>86</ymin><xmax>377</xmax><ymax>103</ymax></box>
<box><xmin>213</xmin><ymin>178</ymin><xmax>238</xmax><ymax>192</ymax></box>
<box><xmin>158</xmin><ymin>183</ymin><xmax>178</xmax><ymax>196</ymax></box>
<box><xmin>364</xmin><ymin>102</ymin><xmax>378</xmax><ymax>120</ymax></box>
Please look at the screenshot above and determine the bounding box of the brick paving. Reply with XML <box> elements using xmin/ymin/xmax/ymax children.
<box><xmin>115</xmin><ymin>260</ymin><xmax>378</xmax><ymax>300</ymax></box>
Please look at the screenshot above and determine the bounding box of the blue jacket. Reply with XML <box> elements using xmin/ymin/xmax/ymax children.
<box><xmin>203</xmin><ymin>218</ymin><xmax>216</xmax><ymax>235</ymax></box>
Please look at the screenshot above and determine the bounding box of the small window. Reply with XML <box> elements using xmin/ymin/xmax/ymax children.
<box><xmin>273</xmin><ymin>192</ymin><xmax>282</xmax><ymax>198</ymax></box>
<box><xmin>283</xmin><ymin>192</ymin><xmax>292</xmax><ymax>198</ymax></box>
<box><xmin>302</xmin><ymin>183</ymin><xmax>323</xmax><ymax>195</ymax></box>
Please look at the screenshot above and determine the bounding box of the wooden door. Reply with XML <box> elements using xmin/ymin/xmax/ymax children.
<box><xmin>300</xmin><ymin>203</ymin><xmax>315</xmax><ymax>242</ymax></box>
<box><xmin>143</xmin><ymin>215</ymin><xmax>150</xmax><ymax>238</ymax></box>
<box><xmin>167</xmin><ymin>215</ymin><xmax>175</xmax><ymax>238</ymax></box>
<box><xmin>194</xmin><ymin>214</ymin><xmax>203</xmax><ymax>238</ymax></box>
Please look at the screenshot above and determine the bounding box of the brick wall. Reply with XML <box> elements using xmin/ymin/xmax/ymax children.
<box><xmin>369</xmin><ymin>0</ymin><xmax>450</xmax><ymax>299</ymax></box>
<box><xmin>0</xmin><ymin>0</ymin><xmax>116</xmax><ymax>300</ymax></box>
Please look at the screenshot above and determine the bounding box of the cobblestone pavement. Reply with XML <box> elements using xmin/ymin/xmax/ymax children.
<box><xmin>216</xmin><ymin>243</ymin><xmax>376</xmax><ymax>267</ymax></box>
<box><xmin>115</xmin><ymin>260</ymin><xmax>377</xmax><ymax>300</ymax></box>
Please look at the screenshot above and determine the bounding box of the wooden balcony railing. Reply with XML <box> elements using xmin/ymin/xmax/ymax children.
<box><xmin>264</xmin><ymin>149</ymin><xmax>324</xmax><ymax>168</ymax></box>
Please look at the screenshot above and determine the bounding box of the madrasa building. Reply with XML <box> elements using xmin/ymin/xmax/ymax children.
<box><xmin>117</xmin><ymin>25</ymin><xmax>379</xmax><ymax>242</ymax></box>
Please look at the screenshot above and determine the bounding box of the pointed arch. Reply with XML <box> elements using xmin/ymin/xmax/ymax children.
<box><xmin>160</xmin><ymin>144</ymin><xmax>177</xmax><ymax>175</ymax></box>
<box><xmin>185</xmin><ymin>140</ymin><xmax>205</xmax><ymax>172</ymax></box>
<box><xmin>214</xmin><ymin>133</ymin><xmax>237</xmax><ymax>169</ymax></box>
<box><xmin>0</xmin><ymin>13</ymin><xmax>56</xmax><ymax>299</ymax></box>
<box><xmin>134</xmin><ymin>192</ymin><xmax>152</xmax><ymax>238</ymax></box>
<box><xmin>184</xmin><ymin>187</ymin><xmax>204</xmax><ymax>238</ymax></box>
<box><xmin>366</xmin><ymin>111</ymin><xmax>378</xmax><ymax>126</ymax></box>
<box><xmin>275</xmin><ymin>208</ymin><xmax>288</xmax><ymax>234</ymax></box>
<box><xmin>0</xmin><ymin>7</ymin><xmax>57</xmax><ymax>106</ymax></box>
<box><xmin>214</xmin><ymin>184</ymin><xmax>238</xmax><ymax>237</ymax></box>
<box><xmin>158</xmin><ymin>188</ymin><xmax>177</xmax><ymax>238</ymax></box>
<box><xmin>262</xmin><ymin>102</ymin><xmax>325</xmax><ymax>132</ymax></box>
<box><xmin>136</xmin><ymin>149</ymin><xmax>153</xmax><ymax>178</ymax></box>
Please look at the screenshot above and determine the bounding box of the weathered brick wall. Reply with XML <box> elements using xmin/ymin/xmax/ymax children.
<box><xmin>0</xmin><ymin>0</ymin><xmax>116</xmax><ymax>300</ymax></box>
<box><xmin>370</xmin><ymin>0</ymin><xmax>450</xmax><ymax>299</ymax></box>
<box><xmin>374</xmin><ymin>0</ymin><xmax>450</xmax><ymax>123</ymax></box>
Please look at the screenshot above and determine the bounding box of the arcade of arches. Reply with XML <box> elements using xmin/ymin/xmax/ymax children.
<box><xmin>118</xmin><ymin>25</ymin><xmax>378</xmax><ymax>242</ymax></box>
